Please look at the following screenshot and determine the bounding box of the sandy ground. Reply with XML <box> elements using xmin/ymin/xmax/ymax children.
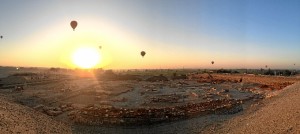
<box><xmin>201</xmin><ymin>82</ymin><xmax>300</xmax><ymax>134</ymax></box>
<box><xmin>0</xmin><ymin>95</ymin><xmax>71</xmax><ymax>134</ymax></box>
<box><xmin>0</xmin><ymin>71</ymin><xmax>300</xmax><ymax>133</ymax></box>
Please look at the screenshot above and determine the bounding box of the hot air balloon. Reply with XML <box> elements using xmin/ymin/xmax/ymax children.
<box><xmin>0</xmin><ymin>35</ymin><xmax>3</xmax><ymax>39</ymax></box>
<box><xmin>141</xmin><ymin>51</ymin><xmax>146</xmax><ymax>57</ymax></box>
<box><xmin>99</xmin><ymin>46</ymin><xmax>102</xmax><ymax>50</ymax></box>
<box><xmin>211</xmin><ymin>61</ymin><xmax>214</xmax><ymax>65</ymax></box>
<box><xmin>70</xmin><ymin>21</ymin><xmax>78</xmax><ymax>31</ymax></box>
<box><xmin>265</xmin><ymin>65</ymin><xmax>268</xmax><ymax>68</ymax></box>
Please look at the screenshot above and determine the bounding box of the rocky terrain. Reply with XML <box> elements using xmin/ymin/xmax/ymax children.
<box><xmin>0</xmin><ymin>70</ymin><xmax>299</xmax><ymax>133</ymax></box>
<box><xmin>0</xmin><ymin>95</ymin><xmax>71</xmax><ymax>133</ymax></box>
<box><xmin>201</xmin><ymin>82</ymin><xmax>300</xmax><ymax>134</ymax></box>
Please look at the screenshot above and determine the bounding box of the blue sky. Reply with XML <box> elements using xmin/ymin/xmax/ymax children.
<box><xmin>0</xmin><ymin>0</ymin><xmax>299</xmax><ymax>69</ymax></box>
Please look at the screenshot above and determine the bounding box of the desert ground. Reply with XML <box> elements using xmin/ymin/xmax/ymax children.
<box><xmin>0</xmin><ymin>67</ymin><xmax>299</xmax><ymax>133</ymax></box>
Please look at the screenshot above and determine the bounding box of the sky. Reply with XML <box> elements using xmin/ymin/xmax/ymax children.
<box><xmin>0</xmin><ymin>0</ymin><xmax>299</xmax><ymax>69</ymax></box>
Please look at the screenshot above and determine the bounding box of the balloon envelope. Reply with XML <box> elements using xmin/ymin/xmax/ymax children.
<box><xmin>211</xmin><ymin>61</ymin><xmax>214</xmax><ymax>64</ymax></box>
<box><xmin>99</xmin><ymin>46</ymin><xmax>102</xmax><ymax>49</ymax></box>
<box><xmin>0</xmin><ymin>36</ymin><xmax>2</xmax><ymax>39</ymax></box>
<box><xmin>70</xmin><ymin>21</ymin><xmax>78</xmax><ymax>31</ymax></box>
<box><xmin>141</xmin><ymin>51</ymin><xmax>146</xmax><ymax>57</ymax></box>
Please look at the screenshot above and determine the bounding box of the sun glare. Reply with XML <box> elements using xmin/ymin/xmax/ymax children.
<box><xmin>72</xmin><ymin>47</ymin><xmax>101</xmax><ymax>69</ymax></box>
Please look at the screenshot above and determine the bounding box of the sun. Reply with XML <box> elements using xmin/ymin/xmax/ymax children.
<box><xmin>72</xmin><ymin>47</ymin><xmax>101</xmax><ymax>69</ymax></box>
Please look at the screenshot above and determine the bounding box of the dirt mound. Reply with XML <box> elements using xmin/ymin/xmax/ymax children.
<box><xmin>0</xmin><ymin>96</ymin><xmax>71</xmax><ymax>133</ymax></box>
<box><xmin>202</xmin><ymin>82</ymin><xmax>300</xmax><ymax>134</ymax></box>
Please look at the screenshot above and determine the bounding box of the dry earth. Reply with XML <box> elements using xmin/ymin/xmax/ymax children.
<box><xmin>0</xmin><ymin>72</ymin><xmax>300</xmax><ymax>133</ymax></box>
<box><xmin>201</xmin><ymin>82</ymin><xmax>300</xmax><ymax>134</ymax></box>
<box><xmin>0</xmin><ymin>95</ymin><xmax>71</xmax><ymax>134</ymax></box>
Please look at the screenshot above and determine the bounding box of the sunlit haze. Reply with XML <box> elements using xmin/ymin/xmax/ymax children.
<box><xmin>0</xmin><ymin>0</ymin><xmax>299</xmax><ymax>69</ymax></box>
<box><xmin>72</xmin><ymin>47</ymin><xmax>101</xmax><ymax>69</ymax></box>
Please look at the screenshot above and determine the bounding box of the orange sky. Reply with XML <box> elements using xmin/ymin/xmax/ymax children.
<box><xmin>0</xmin><ymin>1</ymin><xmax>299</xmax><ymax>70</ymax></box>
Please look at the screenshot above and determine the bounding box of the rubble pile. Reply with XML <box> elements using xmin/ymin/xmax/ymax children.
<box><xmin>172</xmin><ymin>74</ymin><xmax>188</xmax><ymax>80</ymax></box>
<box><xmin>149</xmin><ymin>94</ymin><xmax>182</xmax><ymax>103</ymax></box>
<box><xmin>196</xmin><ymin>76</ymin><xmax>240</xmax><ymax>84</ymax></box>
<box><xmin>15</xmin><ymin>85</ymin><xmax>25</xmax><ymax>91</ymax></box>
<box><xmin>146</xmin><ymin>75</ymin><xmax>168</xmax><ymax>82</ymax></box>
<box><xmin>214</xmin><ymin>103</ymin><xmax>243</xmax><ymax>115</ymax></box>
<box><xmin>69</xmin><ymin>99</ymin><xmax>242</xmax><ymax>125</ymax></box>
<box><xmin>269</xmin><ymin>82</ymin><xmax>294</xmax><ymax>90</ymax></box>
<box><xmin>0</xmin><ymin>76</ymin><xmax>27</xmax><ymax>85</ymax></box>
<box><xmin>33</xmin><ymin>104</ymin><xmax>75</xmax><ymax>116</ymax></box>
<box><xmin>193</xmin><ymin>74</ymin><xmax>297</xmax><ymax>90</ymax></box>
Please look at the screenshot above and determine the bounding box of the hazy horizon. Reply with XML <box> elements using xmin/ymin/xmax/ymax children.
<box><xmin>1</xmin><ymin>0</ymin><xmax>300</xmax><ymax>69</ymax></box>
<box><xmin>0</xmin><ymin>65</ymin><xmax>298</xmax><ymax>71</ymax></box>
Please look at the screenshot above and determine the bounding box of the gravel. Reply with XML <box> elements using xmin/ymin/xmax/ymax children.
<box><xmin>0</xmin><ymin>95</ymin><xmax>71</xmax><ymax>133</ymax></box>
<box><xmin>202</xmin><ymin>82</ymin><xmax>300</xmax><ymax>134</ymax></box>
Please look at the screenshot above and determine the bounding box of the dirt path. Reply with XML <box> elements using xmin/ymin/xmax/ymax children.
<box><xmin>202</xmin><ymin>82</ymin><xmax>300</xmax><ymax>134</ymax></box>
<box><xmin>0</xmin><ymin>95</ymin><xmax>71</xmax><ymax>134</ymax></box>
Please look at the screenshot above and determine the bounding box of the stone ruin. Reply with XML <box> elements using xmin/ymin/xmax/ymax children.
<box><xmin>69</xmin><ymin>99</ymin><xmax>243</xmax><ymax>126</ymax></box>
